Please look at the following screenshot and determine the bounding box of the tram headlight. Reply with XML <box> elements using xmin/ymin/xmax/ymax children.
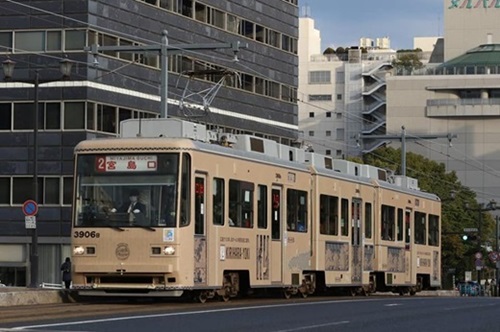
<box><xmin>163</xmin><ymin>246</ymin><xmax>175</xmax><ymax>255</ymax></box>
<box><xmin>73</xmin><ymin>246</ymin><xmax>85</xmax><ymax>255</ymax></box>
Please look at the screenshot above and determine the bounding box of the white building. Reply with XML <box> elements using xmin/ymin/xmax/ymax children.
<box><xmin>298</xmin><ymin>16</ymin><xmax>395</xmax><ymax>157</ymax></box>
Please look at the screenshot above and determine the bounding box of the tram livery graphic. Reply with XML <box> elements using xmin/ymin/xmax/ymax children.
<box><xmin>71</xmin><ymin>119</ymin><xmax>441</xmax><ymax>301</ymax></box>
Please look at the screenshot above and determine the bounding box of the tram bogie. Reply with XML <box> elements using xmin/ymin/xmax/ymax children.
<box><xmin>70</xmin><ymin>119</ymin><xmax>441</xmax><ymax>300</ymax></box>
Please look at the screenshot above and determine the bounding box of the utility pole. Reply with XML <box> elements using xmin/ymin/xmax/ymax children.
<box><xmin>85</xmin><ymin>30</ymin><xmax>247</xmax><ymax>118</ymax></box>
<box><xmin>360</xmin><ymin>126</ymin><xmax>457</xmax><ymax>176</ymax></box>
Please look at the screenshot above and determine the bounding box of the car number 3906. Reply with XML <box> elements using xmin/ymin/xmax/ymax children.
<box><xmin>74</xmin><ymin>231</ymin><xmax>100</xmax><ymax>238</ymax></box>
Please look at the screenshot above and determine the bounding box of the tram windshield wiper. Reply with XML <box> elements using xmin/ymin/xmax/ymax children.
<box><xmin>139</xmin><ymin>226</ymin><xmax>156</xmax><ymax>232</ymax></box>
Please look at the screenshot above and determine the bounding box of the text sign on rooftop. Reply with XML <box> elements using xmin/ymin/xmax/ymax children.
<box><xmin>449</xmin><ymin>0</ymin><xmax>500</xmax><ymax>9</ymax></box>
<box><xmin>463</xmin><ymin>227</ymin><xmax>479</xmax><ymax>233</ymax></box>
<box><xmin>95</xmin><ymin>155</ymin><xmax>158</xmax><ymax>172</ymax></box>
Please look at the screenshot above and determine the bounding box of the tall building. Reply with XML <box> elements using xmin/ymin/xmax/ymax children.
<box><xmin>0</xmin><ymin>0</ymin><xmax>299</xmax><ymax>286</ymax></box>
<box><xmin>386</xmin><ymin>0</ymin><xmax>500</xmax><ymax>203</ymax></box>
<box><xmin>298</xmin><ymin>16</ymin><xmax>396</xmax><ymax>158</ymax></box>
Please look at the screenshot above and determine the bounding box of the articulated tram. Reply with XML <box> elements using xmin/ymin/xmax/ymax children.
<box><xmin>70</xmin><ymin>119</ymin><xmax>441</xmax><ymax>301</ymax></box>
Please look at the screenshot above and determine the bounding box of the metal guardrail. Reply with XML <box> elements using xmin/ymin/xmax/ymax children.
<box><xmin>40</xmin><ymin>282</ymin><xmax>63</xmax><ymax>289</ymax></box>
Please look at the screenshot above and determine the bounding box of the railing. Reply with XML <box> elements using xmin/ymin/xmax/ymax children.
<box><xmin>427</xmin><ymin>98</ymin><xmax>500</xmax><ymax>106</ymax></box>
<box><xmin>395</xmin><ymin>65</ymin><xmax>500</xmax><ymax>76</ymax></box>
<box><xmin>41</xmin><ymin>282</ymin><xmax>63</xmax><ymax>289</ymax></box>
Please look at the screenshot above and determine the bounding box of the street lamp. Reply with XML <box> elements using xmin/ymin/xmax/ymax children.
<box><xmin>2</xmin><ymin>57</ymin><xmax>74</xmax><ymax>288</ymax></box>
<box><xmin>465</xmin><ymin>199</ymin><xmax>497</xmax><ymax>288</ymax></box>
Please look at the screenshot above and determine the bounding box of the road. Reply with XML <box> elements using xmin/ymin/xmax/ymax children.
<box><xmin>1</xmin><ymin>296</ymin><xmax>499</xmax><ymax>332</ymax></box>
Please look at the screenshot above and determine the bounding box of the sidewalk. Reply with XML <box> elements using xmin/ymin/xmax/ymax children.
<box><xmin>0</xmin><ymin>287</ymin><xmax>67</xmax><ymax>307</ymax></box>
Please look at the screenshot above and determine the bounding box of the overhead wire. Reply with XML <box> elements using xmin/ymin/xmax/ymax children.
<box><xmin>3</xmin><ymin>0</ymin><xmax>500</xmax><ymax>198</ymax></box>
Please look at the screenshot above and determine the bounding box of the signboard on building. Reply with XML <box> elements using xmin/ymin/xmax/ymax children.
<box><xmin>449</xmin><ymin>0</ymin><xmax>500</xmax><ymax>10</ymax></box>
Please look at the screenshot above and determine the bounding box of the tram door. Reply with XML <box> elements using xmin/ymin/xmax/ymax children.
<box><xmin>271</xmin><ymin>187</ymin><xmax>283</xmax><ymax>283</ymax></box>
<box><xmin>351</xmin><ymin>198</ymin><xmax>362</xmax><ymax>283</ymax></box>
<box><xmin>404</xmin><ymin>209</ymin><xmax>413</xmax><ymax>284</ymax></box>
<box><xmin>193</xmin><ymin>176</ymin><xmax>207</xmax><ymax>285</ymax></box>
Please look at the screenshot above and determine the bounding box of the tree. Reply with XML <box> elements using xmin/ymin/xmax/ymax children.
<box><xmin>323</xmin><ymin>47</ymin><xmax>335</xmax><ymax>55</ymax></box>
<box><xmin>392</xmin><ymin>52</ymin><xmax>423</xmax><ymax>74</ymax></box>
<box><xmin>335</xmin><ymin>46</ymin><xmax>346</xmax><ymax>54</ymax></box>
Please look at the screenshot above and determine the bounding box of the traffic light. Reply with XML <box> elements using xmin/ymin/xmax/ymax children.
<box><xmin>462</xmin><ymin>234</ymin><xmax>477</xmax><ymax>241</ymax></box>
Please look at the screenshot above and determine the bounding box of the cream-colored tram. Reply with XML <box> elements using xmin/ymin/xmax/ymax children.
<box><xmin>71</xmin><ymin>119</ymin><xmax>441</xmax><ymax>300</ymax></box>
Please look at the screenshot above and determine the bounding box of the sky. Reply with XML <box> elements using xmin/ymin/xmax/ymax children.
<box><xmin>303</xmin><ymin>0</ymin><xmax>444</xmax><ymax>50</ymax></box>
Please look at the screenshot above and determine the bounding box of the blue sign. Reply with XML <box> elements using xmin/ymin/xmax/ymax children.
<box><xmin>22</xmin><ymin>200</ymin><xmax>38</xmax><ymax>216</ymax></box>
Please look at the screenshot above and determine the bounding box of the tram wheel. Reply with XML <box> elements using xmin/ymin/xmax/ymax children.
<box><xmin>283</xmin><ymin>289</ymin><xmax>292</xmax><ymax>299</ymax></box>
<box><xmin>196</xmin><ymin>292</ymin><xmax>208</xmax><ymax>303</ymax></box>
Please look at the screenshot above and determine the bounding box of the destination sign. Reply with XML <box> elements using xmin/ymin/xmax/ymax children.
<box><xmin>96</xmin><ymin>155</ymin><xmax>158</xmax><ymax>172</ymax></box>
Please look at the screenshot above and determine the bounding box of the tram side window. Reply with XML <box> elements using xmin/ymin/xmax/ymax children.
<box><xmin>320</xmin><ymin>194</ymin><xmax>338</xmax><ymax>235</ymax></box>
<box><xmin>428</xmin><ymin>214</ymin><xmax>439</xmax><ymax>246</ymax></box>
<box><xmin>340</xmin><ymin>198</ymin><xmax>349</xmax><ymax>236</ymax></box>
<box><xmin>228</xmin><ymin>180</ymin><xmax>254</xmax><ymax>228</ymax></box>
<box><xmin>397</xmin><ymin>208</ymin><xmax>404</xmax><ymax>241</ymax></box>
<box><xmin>381</xmin><ymin>205</ymin><xmax>395</xmax><ymax>241</ymax></box>
<box><xmin>414</xmin><ymin>211</ymin><xmax>426</xmax><ymax>245</ymax></box>
<box><xmin>180</xmin><ymin>153</ymin><xmax>191</xmax><ymax>227</ymax></box>
<box><xmin>287</xmin><ymin>189</ymin><xmax>307</xmax><ymax>232</ymax></box>
<box><xmin>213</xmin><ymin>178</ymin><xmax>225</xmax><ymax>226</ymax></box>
<box><xmin>257</xmin><ymin>185</ymin><xmax>267</xmax><ymax>229</ymax></box>
<box><xmin>364</xmin><ymin>202</ymin><xmax>372</xmax><ymax>239</ymax></box>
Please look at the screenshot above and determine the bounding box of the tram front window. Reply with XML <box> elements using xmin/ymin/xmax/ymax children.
<box><xmin>74</xmin><ymin>154</ymin><xmax>179</xmax><ymax>228</ymax></box>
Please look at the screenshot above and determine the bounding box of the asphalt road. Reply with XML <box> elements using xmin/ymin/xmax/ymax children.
<box><xmin>2</xmin><ymin>297</ymin><xmax>500</xmax><ymax>332</ymax></box>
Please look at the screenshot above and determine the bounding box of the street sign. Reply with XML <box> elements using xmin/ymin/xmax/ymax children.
<box><xmin>25</xmin><ymin>215</ymin><xmax>36</xmax><ymax>229</ymax></box>
<box><xmin>489</xmin><ymin>251</ymin><xmax>499</xmax><ymax>263</ymax></box>
<box><xmin>22</xmin><ymin>200</ymin><xmax>38</xmax><ymax>216</ymax></box>
<box><xmin>464</xmin><ymin>227</ymin><xmax>478</xmax><ymax>233</ymax></box>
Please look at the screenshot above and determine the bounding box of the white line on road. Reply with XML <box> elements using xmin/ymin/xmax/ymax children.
<box><xmin>270</xmin><ymin>321</ymin><xmax>350</xmax><ymax>332</ymax></box>
<box><xmin>384</xmin><ymin>303</ymin><xmax>402</xmax><ymax>307</ymax></box>
<box><xmin>12</xmin><ymin>298</ymin><xmax>380</xmax><ymax>330</ymax></box>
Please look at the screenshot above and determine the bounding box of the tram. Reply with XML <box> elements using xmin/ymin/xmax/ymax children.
<box><xmin>70</xmin><ymin>119</ymin><xmax>441</xmax><ymax>301</ymax></box>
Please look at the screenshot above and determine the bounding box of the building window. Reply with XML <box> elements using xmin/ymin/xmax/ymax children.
<box><xmin>13</xmin><ymin>103</ymin><xmax>33</xmax><ymax>130</ymax></box>
<box><xmin>308</xmin><ymin>131</ymin><xmax>314</xmax><ymax>137</ymax></box>
<box><xmin>309</xmin><ymin>112</ymin><xmax>314</xmax><ymax>118</ymax></box>
<box><xmin>0</xmin><ymin>103</ymin><xmax>11</xmax><ymax>130</ymax></box>
<box><xmin>309</xmin><ymin>71</ymin><xmax>331</xmax><ymax>84</ymax></box>
<box><xmin>336</xmin><ymin>128</ymin><xmax>344</xmax><ymax>141</ymax></box>
<box><xmin>336</xmin><ymin>112</ymin><xmax>343</xmax><ymax>119</ymax></box>
<box><xmin>336</xmin><ymin>149</ymin><xmax>342</xmax><ymax>157</ymax></box>
<box><xmin>15</xmin><ymin>31</ymin><xmax>44</xmax><ymax>52</ymax></box>
<box><xmin>0</xmin><ymin>32</ymin><xmax>12</xmax><ymax>52</ymax></box>
<box><xmin>45</xmin><ymin>103</ymin><xmax>61</xmax><ymax>130</ymax></box>
<box><xmin>64</xmin><ymin>102</ymin><xmax>86</xmax><ymax>130</ymax></box>
<box><xmin>325</xmin><ymin>150</ymin><xmax>331</xmax><ymax>155</ymax></box>
<box><xmin>326</xmin><ymin>130</ymin><xmax>331</xmax><ymax>137</ymax></box>
<box><xmin>12</xmin><ymin>177</ymin><xmax>32</xmax><ymax>204</ymax></box>
<box><xmin>63</xmin><ymin>177</ymin><xmax>73</xmax><ymax>205</ymax></box>
<box><xmin>326</xmin><ymin>112</ymin><xmax>332</xmax><ymax>118</ymax></box>
<box><xmin>64</xmin><ymin>30</ymin><xmax>86</xmax><ymax>51</ymax></box>
<box><xmin>43</xmin><ymin>177</ymin><xmax>60</xmax><ymax>205</ymax></box>
<box><xmin>337</xmin><ymin>94</ymin><xmax>342</xmax><ymax>100</ymax></box>
<box><xmin>0</xmin><ymin>178</ymin><xmax>10</xmax><ymax>204</ymax></box>
<box><xmin>309</xmin><ymin>94</ymin><xmax>332</xmax><ymax>101</ymax></box>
